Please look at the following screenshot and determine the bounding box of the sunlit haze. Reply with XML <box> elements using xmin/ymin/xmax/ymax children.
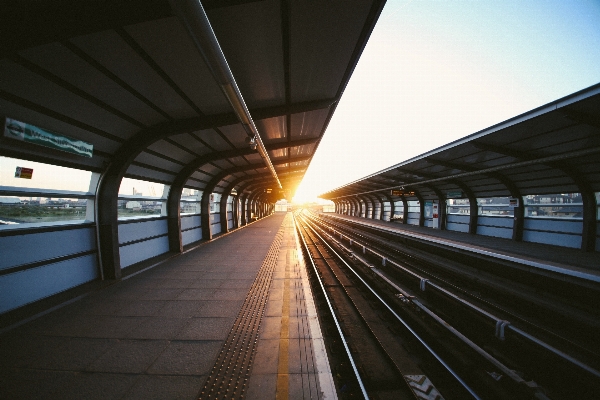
<box><xmin>292</xmin><ymin>0</ymin><xmax>600</xmax><ymax>203</ymax></box>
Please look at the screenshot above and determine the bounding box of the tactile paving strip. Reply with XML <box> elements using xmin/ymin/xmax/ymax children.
<box><xmin>199</xmin><ymin>225</ymin><xmax>285</xmax><ymax>399</ymax></box>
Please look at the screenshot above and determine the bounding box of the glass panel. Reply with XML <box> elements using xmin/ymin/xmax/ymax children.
<box><xmin>181</xmin><ymin>188</ymin><xmax>202</xmax><ymax>199</ymax></box>
<box><xmin>407</xmin><ymin>200</ymin><xmax>420</xmax><ymax>213</ymax></box>
<box><xmin>119</xmin><ymin>177</ymin><xmax>164</xmax><ymax>197</ymax></box>
<box><xmin>391</xmin><ymin>201</ymin><xmax>404</xmax><ymax>221</ymax></box>
<box><xmin>447</xmin><ymin>198</ymin><xmax>470</xmax><ymax>215</ymax></box>
<box><xmin>596</xmin><ymin>193</ymin><xmax>600</xmax><ymax>220</ymax></box>
<box><xmin>181</xmin><ymin>188</ymin><xmax>201</xmax><ymax>215</ymax></box>
<box><xmin>0</xmin><ymin>156</ymin><xmax>92</xmax><ymax>192</ymax></box>
<box><xmin>117</xmin><ymin>200</ymin><xmax>162</xmax><ymax>219</ymax></box>
<box><xmin>477</xmin><ymin>197</ymin><xmax>514</xmax><ymax>217</ymax></box>
<box><xmin>180</xmin><ymin>202</ymin><xmax>200</xmax><ymax>214</ymax></box>
<box><xmin>523</xmin><ymin>193</ymin><xmax>582</xmax><ymax>219</ymax></box>
<box><xmin>208</xmin><ymin>193</ymin><xmax>221</xmax><ymax>214</ymax></box>
<box><xmin>0</xmin><ymin>196</ymin><xmax>87</xmax><ymax>225</ymax></box>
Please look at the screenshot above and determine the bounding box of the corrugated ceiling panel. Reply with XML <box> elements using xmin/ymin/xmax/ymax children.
<box><xmin>290</xmin><ymin>1</ymin><xmax>372</xmax><ymax>102</ymax></box>
<box><xmin>289</xmin><ymin>143</ymin><xmax>315</xmax><ymax>157</ymax></box>
<box><xmin>193</xmin><ymin>129</ymin><xmax>232</xmax><ymax>151</ymax></box>
<box><xmin>190</xmin><ymin>170</ymin><xmax>212</xmax><ymax>182</ymax></box>
<box><xmin>147</xmin><ymin>140</ymin><xmax>196</xmax><ymax>165</ymax></box>
<box><xmin>218</xmin><ymin>124</ymin><xmax>247</xmax><ymax>148</ymax></box>
<box><xmin>125</xmin><ymin>17</ymin><xmax>230</xmax><ymax>115</ymax></box>
<box><xmin>227</xmin><ymin>156</ymin><xmax>251</xmax><ymax>167</ymax></box>
<box><xmin>290</xmin><ymin>109</ymin><xmax>330</xmax><ymax>139</ymax></box>
<box><xmin>198</xmin><ymin>163</ymin><xmax>221</xmax><ymax>176</ymax></box>
<box><xmin>19</xmin><ymin>42</ymin><xmax>166</xmax><ymax>127</ymax></box>
<box><xmin>271</xmin><ymin>148</ymin><xmax>287</xmax><ymax>158</ymax></box>
<box><xmin>211</xmin><ymin>159</ymin><xmax>235</xmax><ymax>170</ymax></box>
<box><xmin>126</xmin><ymin>164</ymin><xmax>176</xmax><ymax>184</ymax></box>
<box><xmin>209</xmin><ymin>1</ymin><xmax>285</xmax><ymax>109</ymax></box>
<box><xmin>170</xmin><ymin>132</ymin><xmax>212</xmax><ymax>156</ymax></box>
<box><xmin>134</xmin><ymin>152</ymin><xmax>182</xmax><ymax>173</ymax></box>
<box><xmin>244</xmin><ymin>153</ymin><xmax>263</xmax><ymax>163</ymax></box>
<box><xmin>70</xmin><ymin>30</ymin><xmax>198</xmax><ymax>119</ymax></box>
<box><xmin>256</xmin><ymin>116</ymin><xmax>287</xmax><ymax>141</ymax></box>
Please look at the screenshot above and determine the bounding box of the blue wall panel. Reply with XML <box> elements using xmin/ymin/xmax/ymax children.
<box><xmin>120</xmin><ymin>236</ymin><xmax>169</xmax><ymax>268</ymax></box>
<box><xmin>523</xmin><ymin>219</ymin><xmax>582</xmax><ymax>234</ymax></box>
<box><xmin>446</xmin><ymin>214</ymin><xmax>469</xmax><ymax>232</ymax></box>
<box><xmin>212</xmin><ymin>223</ymin><xmax>222</xmax><ymax>235</ymax></box>
<box><xmin>407</xmin><ymin>212</ymin><xmax>420</xmax><ymax>226</ymax></box>
<box><xmin>523</xmin><ymin>231</ymin><xmax>581</xmax><ymax>248</ymax></box>
<box><xmin>182</xmin><ymin>228</ymin><xmax>202</xmax><ymax>246</ymax></box>
<box><xmin>0</xmin><ymin>254</ymin><xmax>98</xmax><ymax>314</ymax></box>
<box><xmin>447</xmin><ymin>214</ymin><xmax>470</xmax><ymax>224</ymax></box>
<box><xmin>118</xmin><ymin>219</ymin><xmax>168</xmax><ymax>244</ymax></box>
<box><xmin>477</xmin><ymin>225</ymin><xmax>512</xmax><ymax>239</ymax></box>
<box><xmin>522</xmin><ymin>218</ymin><xmax>583</xmax><ymax>248</ymax></box>
<box><xmin>0</xmin><ymin>227</ymin><xmax>96</xmax><ymax>270</ymax></box>
<box><xmin>210</xmin><ymin>214</ymin><xmax>221</xmax><ymax>224</ymax></box>
<box><xmin>478</xmin><ymin>216</ymin><xmax>513</xmax><ymax>228</ymax></box>
<box><xmin>477</xmin><ymin>216</ymin><xmax>513</xmax><ymax>238</ymax></box>
<box><xmin>446</xmin><ymin>222</ymin><xmax>469</xmax><ymax>233</ymax></box>
<box><xmin>181</xmin><ymin>215</ymin><xmax>201</xmax><ymax>231</ymax></box>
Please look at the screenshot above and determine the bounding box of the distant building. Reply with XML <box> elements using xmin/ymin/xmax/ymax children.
<box><xmin>0</xmin><ymin>197</ymin><xmax>20</xmax><ymax>204</ymax></box>
<box><xmin>125</xmin><ymin>201</ymin><xmax>142</xmax><ymax>211</ymax></box>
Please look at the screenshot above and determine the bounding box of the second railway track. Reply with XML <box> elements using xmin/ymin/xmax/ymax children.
<box><xmin>295</xmin><ymin>210</ymin><xmax>600</xmax><ymax>399</ymax></box>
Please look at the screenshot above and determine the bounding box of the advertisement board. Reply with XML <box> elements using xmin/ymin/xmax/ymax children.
<box><xmin>4</xmin><ymin>117</ymin><xmax>93</xmax><ymax>158</ymax></box>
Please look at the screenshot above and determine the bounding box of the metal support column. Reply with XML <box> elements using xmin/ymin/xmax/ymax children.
<box><xmin>219</xmin><ymin>193</ymin><xmax>230</xmax><ymax>233</ymax></box>
<box><xmin>401</xmin><ymin>195</ymin><xmax>408</xmax><ymax>224</ymax></box>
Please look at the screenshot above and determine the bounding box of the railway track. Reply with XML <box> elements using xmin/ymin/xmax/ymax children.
<box><xmin>294</xmin><ymin>212</ymin><xmax>551</xmax><ymax>399</ymax></box>
<box><xmin>298</xmin><ymin>210</ymin><xmax>600</xmax><ymax>399</ymax></box>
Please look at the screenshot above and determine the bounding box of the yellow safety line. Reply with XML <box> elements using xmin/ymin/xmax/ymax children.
<box><xmin>276</xmin><ymin>248</ymin><xmax>291</xmax><ymax>400</ymax></box>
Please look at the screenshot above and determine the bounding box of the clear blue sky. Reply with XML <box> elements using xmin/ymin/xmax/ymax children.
<box><xmin>294</xmin><ymin>0</ymin><xmax>600</xmax><ymax>202</ymax></box>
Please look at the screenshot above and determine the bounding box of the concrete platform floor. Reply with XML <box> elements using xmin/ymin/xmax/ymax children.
<box><xmin>0</xmin><ymin>212</ymin><xmax>334</xmax><ymax>399</ymax></box>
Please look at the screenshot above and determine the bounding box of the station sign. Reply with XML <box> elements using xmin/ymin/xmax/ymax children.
<box><xmin>509</xmin><ymin>198</ymin><xmax>520</xmax><ymax>207</ymax></box>
<box><xmin>4</xmin><ymin>117</ymin><xmax>93</xmax><ymax>158</ymax></box>
<box><xmin>14</xmin><ymin>166</ymin><xmax>33</xmax><ymax>179</ymax></box>
<box><xmin>391</xmin><ymin>190</ymin><xmax>415</xmax><ymax>196</ymax></box>
<box><xmin>446</xmin><ymin>191</ymin><xmax>463</xmax><ymax>199</ymax></box>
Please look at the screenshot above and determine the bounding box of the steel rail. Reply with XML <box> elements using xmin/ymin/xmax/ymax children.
<box><xmin>293</xmin><ymin>213</ymin><xmax>369</xmax><ymax>399</ymax></box>
<box><xmin>308</xmin><ymin>211</ymin><xmax>600</xmax><ymax>380</ymax></box>
<box><xmin>297</xmin><ymin>212</ymin><xmax>481</xmax><ymax>399</ymax></box>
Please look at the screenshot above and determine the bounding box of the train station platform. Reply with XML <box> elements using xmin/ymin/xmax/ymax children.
<box><xmin>321</xmin><ymin>212</ymin><xmax>600</xmax><ymax>282</ymax></box>
<box><xmin>0</xmin><ymin>212</ymin><xmax>335</xmax><ymax>399</ymax></box>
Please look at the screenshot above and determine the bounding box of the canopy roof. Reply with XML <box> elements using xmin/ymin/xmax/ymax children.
<box><xmin>1</xmin><ymin>0</ymin><xmax>385</xmax><ymax>200</ymax></box>
<box><xmin>320</xmin><ymin>84</ymin><xmax>600</xmax><ymax>202</ymax></box>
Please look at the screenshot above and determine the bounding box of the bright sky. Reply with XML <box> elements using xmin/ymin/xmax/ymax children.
<box><xmin>293</xmin><ymin>0</ymin><xmax>600</xmax><ymax>203</ymax></box>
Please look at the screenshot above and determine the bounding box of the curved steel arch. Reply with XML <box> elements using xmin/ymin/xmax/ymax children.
<box><xmin>198</xmin><ymin>157</ymin><xmax>309</xmax><ymax>239</ymax></box>
<box><xmin>222</xmin><ymin>171</ymin><xmax>305</xmax><ymax>231</ymax></box>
